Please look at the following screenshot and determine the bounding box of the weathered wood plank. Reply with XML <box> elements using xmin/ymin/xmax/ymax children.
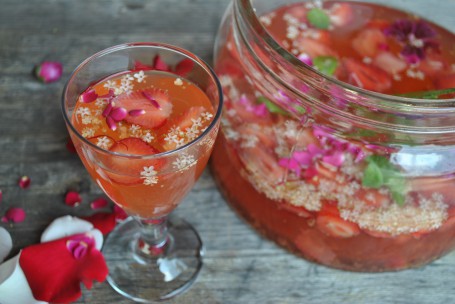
<box><xmin>1</xmin><ymin>0</ymin><xmax>455</xmax><ymax>304</ymax></box>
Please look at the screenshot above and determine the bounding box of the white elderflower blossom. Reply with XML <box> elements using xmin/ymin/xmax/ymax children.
<box><xmin>96</xmin><ymin>136</ymin><xmax>111</xmax><ymax>149</ymax></box>
<box><xmin>142</xmin><ymin>131</ymin><xmax>155</xmax><ymax>143</ymax></box>
<box><xmin>172</xmin><ymin>153</ymin><xmax>197</xmax><ymax>171</ymax></box>
<box><xmin>141</xmin><ymin>166</ymin><xmax>158</xmax><ymax>185</ymax></box>
<box><xmin>134</xmin><ymin>70</ymin><xmax>146</xmax><ymax>83</ymax></box>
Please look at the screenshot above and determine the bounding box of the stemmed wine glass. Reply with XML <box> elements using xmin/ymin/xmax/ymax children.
<box><xmin>61</xmin><ymin>43</ymin><xmax>222</xmax><ymax>302</ymax></box>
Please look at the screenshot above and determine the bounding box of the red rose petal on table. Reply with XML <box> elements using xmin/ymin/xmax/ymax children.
<box><xmin>1</xmin><ymin>207</ymin><xmax>26</xmax><ymax>223</ymax></box>
<box><xmin>113</xmin><ymin>205</ymin><xmax>128</xmax><ymax>221</ymax></box>
<box><xmin>34</xmin><ymin>61</ymin><xmax>63</xmax><ymax>83</ymax></box>
<box><xmin>66</xmin><ymin>138</ymin><xmax>77</xmax><ymax>154</ymax></box>
<box><xmin>153</xmin><ymin>55</ymin><xmax>170</xmax><ymax>71</ymax></box>
<box><xmin>80</xmin><ymin>88</ymin><xmax>99</xmax><ymax>103</ymax></box>
<box><xmin>82</xmin><ymin>212</ymin><xmax>117</xmax><ymax>235</ymax></box>
<box><xmin>65</xmin><ymin>191</ymin><xmax>82</xmax><ymax>207</ymax></box>
<box><xmin>90</xmin><ymin>198</ymin><xmax>108</xmax><ymax>210</ymax></box>
<box><xmin>133</xmin><ymin>60</ymin><xmax>153</xmax><ymax>71</ymax></box>
<box><xmin>174</xmin><ymin>58</ymin><xmax>194</xmax><ymax>76</ymax></box>
<box><xmin>18</xmin><ymin>176</ymin><xmax>31</xmax><ymax>189</ymax></box>
<box><xmin>19</xmin><ymin>233</ymin><xmax>108</xmax><ymax>303</ymax></box>
<box><xmin>0</xmin><ymin>189</ymin><xmax>2</xmax><ymax>204</ymax></box>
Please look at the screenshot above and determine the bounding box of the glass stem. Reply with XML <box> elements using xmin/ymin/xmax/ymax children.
<box><xmin>135</xmin><ymin>216</ymin><xmax>170</xmax><ymax>257</ymax></box>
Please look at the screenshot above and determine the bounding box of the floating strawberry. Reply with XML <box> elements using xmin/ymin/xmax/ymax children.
<box><xmin>435</xmin><ymin>72</ymin><xmax>455</xmax><ymax>90</ymax></box>
<box><xmin>352</xmin><ymin>28</ymin><xmax>387</xmax><ymax>58</ymax></box>
<box><xmin>239</xmin><ymin>144</ymin><xmax>286</xmax><ymax>184</ymax></box>
<box><xmin>342</xmin><ymin>58</ymin><xmax>392</xmax><ymax>92</ymax></box>
<box><xmin>105</xmin><ymin>138</ymin><xmax>163</xmax><ymax>185</ymax></box>
<box><xmin>296</xmin><ymin>37</ymin><xmax>337</xmax><ymax>58</ymax></box>
<box><xmin>113</xmin><ymin>89</ymin><xmax>173</xmax><ymax>129</ymax></box>
<box><xmin>373</xmin><ymin>51</ymin><xmax>407</xmax><ymax>75</ymax></box>
<box><xmin>173</xmin><ymin>106</ymin><xmax>206</xmax><ymax>131</ymax></box>
<box><xmin>329</xmin><ymin>3</ymin><xmax>353</xmax><ymax>28</ymax></box>
<box><xmin>316</xmin><ymin>214</ymin><xmax>360</xmax><ymax>238</ymax></box>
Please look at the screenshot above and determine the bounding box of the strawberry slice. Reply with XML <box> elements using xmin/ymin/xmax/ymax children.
<box><xmin>352</xmin><ymin>28</ymin><xmax>387</xmax><ymax>58</ymax></box>
<box><xmin>113</xmin><ymin>88</ymin><xmax>173</xmax><ymax>129</ymax></box>
<box><xmin>316</xmin><ymin>214</ymin><xmax>360</xmax><ymax>238</ymax></box>
<box><xmin>329</xmin><ymin>3</ymin><xmax>353</xmax><ymax>28</ymax></box>
<box><xmin>296</xmin><ymin>37</ymin><xmax>337</xmax><ymax>58</ymax></box>
<box><xmin>173</xmin><ymin>106</ymin><xmax>207</xmax><ymax>131</ymax></box>
<box><xmin>342</xmin><ymin>58</ymin><xmax>392</xmax><ymax>92</ymax></box>
<box><xmin>161</xmin><ymin>106</ymin><xmax>208</xmax><ymax>151</ymax></box>
<box><xmin>239</xmin><ymin>144</ymin><xmax>286</xmax><ymax>184</ymax></box>
<box><xmin>104</xmin><ymin>138</ymin><xmax>162</xmax><ymax>185</ymax></box>
<box><xmin>373</xmin><ymin>52</ymin><xmax>407</xmax><ymax>75</ymax></box>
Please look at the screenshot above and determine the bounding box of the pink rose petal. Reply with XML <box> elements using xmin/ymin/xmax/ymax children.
<box><xmin>90</xmin><ymin>198</ymin><xmax>108</xmax><ymax>210</ymax></box>
<box><xmin>110</xmin><ymin>107</ymin><xmax>128</xmax><ymax>121</ymax></box>
<box><xmin>142</xmin><ymin>91</ymin><xmax>161</xmax><ymax>108</ymax></box>
<box><xmin>2</xmin><ymin>208</ymin><xmax>26</xmax><ymax>223</ymax></box>
<box><xmin>322</xmin><ymin>151</ymin><xmax>345</xmax><ymax>168</ymax></box>
<box><xmin>128</xmin><ymin>109</ymin><xmax>146</xmax><ymax>117</ymax></box>
<box><xmin>18</xmin><ymin>176</ymin><xmax>30</xmax><ymax>189</ymax></box>
<box><xmin>65</xmin><ymin>191</ymin><xmax>82</xmax><ymax>207</ymax></box>
<box><xmin>66</xmin><ymin>234</ymin><xmax>95</xmax><ymax>260</ymax></box>
<box><xmin>106</xmin><ymin>116</ymin><xmax>117</xmax><ymax>131</ymax></box>
<box><xmin>34</xmin><ymin>61</ymin><xmax>63</xmax><ymax>83</ymax></box>
<box><xmin>102</xmin><ymin>102</ymin><xmax>113</xmax><ymax>117</ymax></box>
<box><xmin>81</xmin><ymin>89</ymin><xmax>98</xmax><ymax>103</ymax></box>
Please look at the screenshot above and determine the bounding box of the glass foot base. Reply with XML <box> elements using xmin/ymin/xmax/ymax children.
<box><xmin>103</xmin><ymin>217</ymin><xmax>203</xmax><ymax>302</ymax></box>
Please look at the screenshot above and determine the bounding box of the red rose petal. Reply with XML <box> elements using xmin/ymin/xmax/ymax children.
<box><xmin>113</xmin><ymin>205</ymin><xmax>128</xmax><ymax>221</ymax></box>
<box><xmin>0</xmin><ymin>189</ymin><xmax>2</xmax><ymax>204</ymax></box>
<box><xmin>2</xmin><ymin>207</ymin><xmax>26</xmax><ymax>223</ymax></box>
<box><xmin>66</xmin><ymin>138</ymin><xmax>77</xmax><ymax>154</ymax></box>
<box><xmin>20</xmin><ymin>234</ymin><xmax>108</xmax><ymax>303</ymax></box>
<box><xmin>102</xmin><ymin>102</ymin><xmax>113</xmax><ymax>117</ymax></box>
<box><xmin>133</xmin><ymin>60</ymin><xmax>153</xmax><ymax>71</ymax></box>
<box><xmin>65</xmin><ymin>191</ymin><xmax>82</xmax><ymax>207</ymax></box>
<box><xmin>153</xmin><ymin>55</ymin><xmax>170</xmax><ymax>71</ymax></box>
<box><xmin>90</xmin><ymin>198</ymin><xmax>108</xmax><ymax>210</ymax></box>
<box><xmin>18</xmin><ymin>176</ymin><xmax>31</xmax><ymax>189</ymax></box>
<box><xmin>81</xmin><ymin>89</ymin><xmax>99</xmax><ymax>103</ymax></box>
<box><xmin>175</xmin><ymin>58</ymin><xmax>194</xmax><ymax>76</ymax></box>
<box><xmin>106</xmin><ymin>116</ymin><xmax>117</xmax><ymax>131</ymax></box>
<box><xmin>82</xmin><ymin>212</ymin><xmax>117</xmax><ymax>235</ymax></box>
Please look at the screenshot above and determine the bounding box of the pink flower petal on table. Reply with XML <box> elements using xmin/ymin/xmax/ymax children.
<box><xmin>0</xmin><ymin>254</ymin><xmax>46</xmax><ymax>304</ymax></box>
<box><xmin>19</xmin><ymin>234</ymin><xmax>108</xmax><ymax>303</ymax></box>
<box><xmin>90</xmin><ymin>198</ymin><xmax>108</xmax><ymax>210</ymax></box>
<box><xmin>1</xmin><ymin>208</ymin><xmax>26</xmax><ymax>223</ymax></box>
<box><xmin>109</xmin><ymin>107</ymin><xmax>128</xmax><ymax>121</ymax></box>
<box><xmin>128</xmin><ymin>109</ymin><xmax>146</xmax><ymax>117</ymax></box>
<box><xmin>18</xmin><ymin>176</ymin><xmax>31</xmax><ymax>189</ymax></box>
<box><xmin>65</xmin><ymin>191</ymin><xmax>82</xmax><ymax>207</ymax></box>
<box><xmin>80</xmin><ymin>89</ymin><xmax>98</xmax><ymax>103</ymax></box>
<box><xmin>0</xmin><ymin>227</ymin><xmax>12</xmax><ymax>263</ymax></box>
<box><xmin>34</xmin><ymin>61</ymin><xmax>63</xmax><ymax>83</ymax></box>
<box><xmin>66</xmin><ymin>234</ymin><xmax>95</xmax><ymax>260</ymax></box>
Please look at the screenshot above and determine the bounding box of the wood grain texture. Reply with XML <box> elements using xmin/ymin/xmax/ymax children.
<box><xmin>0</xmin><ymin>1</ymin><xmax>454</xmax><ymax>303</ymax></box>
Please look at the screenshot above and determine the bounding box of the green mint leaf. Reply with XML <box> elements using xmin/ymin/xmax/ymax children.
<box><xmin>362</xmin><ymin>155</ymin><xmax>408</xmax><ymax>205</ymax></box>
<box><xmin>391</xmin><ymin>190</ymin><xmax>405</xmax><ymax>206</ymax></box>
<box><xmin>313</xmin><ymin>56</ymin><xmax>339</xmax><ymax>76</ymax></box>
<box><xmin>398</xmin><ymin>87</ymin><xmax>455</xmax><ymax>99</ymax></box>
<box><xmin>256</xmin><ymin>96</ymin><xmax>288</xmax><ymax>115</ymax></box>
<box><xmin>307</xmin><ymin>8</ymin><xmax>331</xmax><ymax>29</ymax></box>
<box><xmin>362</xmin><ymin>161</ymin><xmax>383</xmax><ymax>188</ymax></box>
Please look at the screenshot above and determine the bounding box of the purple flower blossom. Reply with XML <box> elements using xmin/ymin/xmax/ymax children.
<box><xmin>239</xmin><ymin>95</ymin><xmax>269</xmax><ymax>117</ymax></box>
<box><xmin>383</xmin><ymin>19</ymin><xmax>438</xmax><ymax>64</ymax></box>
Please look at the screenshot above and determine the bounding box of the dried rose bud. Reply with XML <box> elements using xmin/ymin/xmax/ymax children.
<box><xmin>65</xmin><ymin>191</ymin><xmax>82</xmax><ymax>207</ymax></box>
<box><xmin>18</xmin><ymin>176</ymin><xmax>31</xmax><ymax>189</ymax></box>
<box><xmin>34</xmin><ymin>61</ymin><xmax>63</xmax><ymax>83</ymax></box>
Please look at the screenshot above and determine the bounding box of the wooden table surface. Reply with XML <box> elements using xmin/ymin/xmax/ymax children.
<box><xmin>1</xmin><ymin>1</ymin><xmax>455</xmax><ymax>303</ymax></box>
